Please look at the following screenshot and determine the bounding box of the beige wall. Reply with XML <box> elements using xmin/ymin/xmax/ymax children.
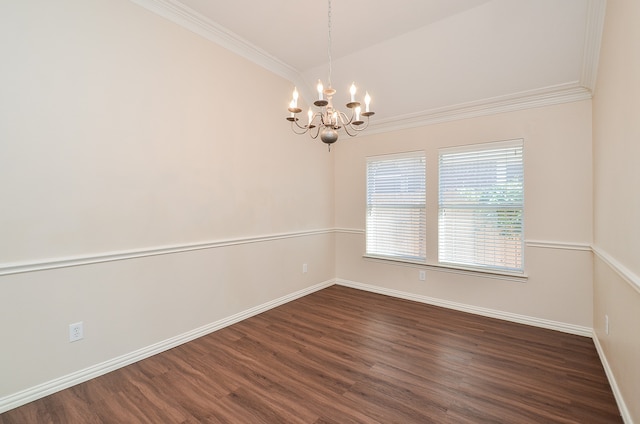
<box><xmin>0</xmin><ymin>0</ymin><xmax>335</xmax><ymax>405</ymax></box>
<box><xmin>592</xmin><ymin>0</ymin><xmax>640</xmax><ymax>421</ymax></box>
<box><xmin>335</xmin><ymin>100</ymin><xmax>594</xmax><ymax>329</ymax></box>
<box><xmin>1</xmin><ymin>0</ymin><xmax>636</xmax><ymax>420</ymax></box>
<box><xmin>0</xmin><ymin>0</ymin><xmax>334</xmax><ymax>263</ymax></box>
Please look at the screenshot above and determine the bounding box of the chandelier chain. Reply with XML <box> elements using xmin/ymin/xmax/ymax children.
<box><xmin>327</xmin><ymin>0</ymin><xmax>332</xmax><ymax>88</ymax></box>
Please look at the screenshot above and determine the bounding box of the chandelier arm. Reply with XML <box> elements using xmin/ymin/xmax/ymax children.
<box><xmin>292</xmin><ymin>119</ymin><xmax>304</xmax><ymax>130</ymax></box>
<box><xmin>356</xmin><ymin>123</ymin><xmax>370</xmax><ymax>131</ymax></box>
<box><xmin>290</xmin><ymin>121</ymin><xmax>310</xmax><ymax>135</ymax></box>
<box><xmin>347</xmin><ymin>124</ymin><xmax>368</xmax><ymax>133</ymax></box>
<box><xmin>340</xmin><ymin>112</ymin><xmax>371</xmax><ymax>136</ymax></box>
<box><xmin>342</xmin><ymin>122</ymin><xmax>359</xmax><ymax>137</ymax></box>
<box><xmin>336</xmin><ymin>110</ymin><xmax>362</xmax><ymax>137</ymax></box>
<box><xmin>336</xmin><ymin>110</ymin><xmax>353</xmax><ymax>126</ymax></box>
<box><xmin>309</xmin><ymin>124</ymin><xmax>321</xmax><ymax>139</ymax></box>
<box><xmin>293</xmin><ymin>118</ymin><xmax>313</xmax><ymax>131</ymax></box>
<box><xmin>348</xmin><ymin>118</ymin><xmax>371</xmax><ymax>133</ymax></box>
<box><xmin>311</xmin><ymin>111</ymin><xmax>324</xmax><ymax>127</ymax></box>
<box><xmin>353</xmin><ymin>115</ymin><xmax>371</xmax><ymax>130</ymax></box>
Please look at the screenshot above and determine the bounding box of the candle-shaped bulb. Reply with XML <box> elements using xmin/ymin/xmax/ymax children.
<box><xmin>308</xmin><ymin>108</ymin><xmax>313</xmax><ymax>125</ymax></box>
<box><xmin>350</xmin><ymin>82</ymin><xmax>356</xmax><ymax>102</ymax></box>
<box><xmin>289</xmin><ymin>100</ymin><xmax>295</xmax><ymax>117</ymax></box>
<box><xmin>355</xmin><ymin>106</ymin><xmax>361</xmax><ymax>121</ymax></box>
<box><xmin>364</xmin><ymin>91</ymin><xmax>371</xmax><ymax>112</ymax></box>
<box><xmin>332</xmin><ymin>111</ymin><xmax>337</xmax><ymax>125</ymax></box>
<box><xmin>317</xmin><ymin>80</ymin><xmax>324</xmax><ymax>100</ymax></box>
<box><xmin>292</xmin><ymin>87</ymin><xmax>299</xmax><ymax>108</ymax></box>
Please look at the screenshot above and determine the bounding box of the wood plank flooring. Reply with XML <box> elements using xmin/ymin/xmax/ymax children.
<box><xmin>0</xmin><ymin>285</ymin><xmax>622</xmax><ymax>423</ymax></box>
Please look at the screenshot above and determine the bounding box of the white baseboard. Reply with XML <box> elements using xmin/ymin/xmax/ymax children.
<box><xmin>336</xmin><ymin>278</ymin><xmax>593</xmax><ymax>337</ymax></box>
<box><xmin>0</xmin><ymin>279</ymin><xmax>335</xmax><ymax>414</ymax></box>
<box><xmin>0</xmin><ymin>278</ymin><xmax>607</xmax><ymax>416</ymax></box>
<box><xmin>592</xmin><ymin>332</ymin><xmax>633</xmax><ymax>424</ymax></box>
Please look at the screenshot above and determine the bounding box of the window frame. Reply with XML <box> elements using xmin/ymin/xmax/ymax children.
<box><xmin>437</xmin><ymin>139</ymin><xmax>525</xmax><ymax>274</ymax></box>
<box><xmin>365</xmin><ymin>151</ymin><xmax>427</xmax><ymax>262</ymax></box>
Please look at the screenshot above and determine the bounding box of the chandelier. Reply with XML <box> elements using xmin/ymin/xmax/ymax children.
<box><xmin>286</xmin><ymin>0</ymin><xmax>375</xmax><ymax>151</ymax></box>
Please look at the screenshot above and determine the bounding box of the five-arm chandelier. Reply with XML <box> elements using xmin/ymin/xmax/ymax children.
<box><xmin>286</xmin><ymin>0</ymin><xmax>375</xmax><ymax>151</ymax></box>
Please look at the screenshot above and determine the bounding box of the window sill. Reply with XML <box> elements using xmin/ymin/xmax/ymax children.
<box><xmin>362</xmin><ymin>255</ymin><xmax>528</xmax><ymax>283</ymax></box>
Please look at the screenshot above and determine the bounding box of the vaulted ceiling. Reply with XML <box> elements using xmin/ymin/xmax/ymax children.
<box><xmin>131</xmin><ymin>0</ymin><xmax>606</xmax><ymax>132</ymax></box>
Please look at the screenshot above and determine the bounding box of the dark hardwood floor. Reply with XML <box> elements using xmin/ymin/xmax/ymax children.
<box><xmin>1</xmin><ymin>285</ymin><xmax>622</xmax><ymax>423</ymax></box>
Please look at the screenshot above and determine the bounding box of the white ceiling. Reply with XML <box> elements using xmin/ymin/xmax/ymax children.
<box><xmin>132</xmin><ymin>0</ymin><xmax>605</xmax><ymax>131</ymax></box>
<box><xmin>177</xmin><ymin>0</ymin><xmax>493</xmax><ymax>71</ymax></box>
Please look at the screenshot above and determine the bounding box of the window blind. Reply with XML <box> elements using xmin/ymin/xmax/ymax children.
<box><xmin>438</xmin><ymin>140</ymin><xmax>524</xmax><ymax>272</ymax></box>
<box><xmin>366</xmin><ymin>152</ymin><xmax>426</xmax><ymax>261</ymax></box>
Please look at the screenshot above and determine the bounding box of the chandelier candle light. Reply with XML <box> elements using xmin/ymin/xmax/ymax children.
<box><xmin>286</xmin><ymin>0</ymin><xmax>374</xmax><ymax>151</ymax></box>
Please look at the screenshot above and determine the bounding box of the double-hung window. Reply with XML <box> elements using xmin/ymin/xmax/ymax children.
<box><xmin>366</xmin><ymin>152</ymin><xmax>426</xmax><ymax>261</ymax></box>
<box><xmin>438</xmin><ymin>140</ymin><xmax>524</xmax><ymax>272</ymax></box>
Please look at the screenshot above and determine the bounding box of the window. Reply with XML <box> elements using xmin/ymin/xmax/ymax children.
<box><xmin>438</xmin><ymin>140</ymin><xmax>524</xmax><ymax>272</ymax></box>
<box><xmin>366</xmin><ymin>152</ymin><xmax>426</xmax><ymax>261</ymax></box>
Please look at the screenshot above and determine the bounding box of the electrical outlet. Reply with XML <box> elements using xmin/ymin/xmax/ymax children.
<box><xmin>605</xmin><ymin>314</ymin><xmax>609</xmax><ymax>335</ymax></box>
<box><xmin>419</xmin><ymin>270</ymin><xmax>426</xmax><ymax>281</ymax></box>
<box><xmin>69</xmin><ymin>322</ymin><xmax>84</xmax><ymax>342</ymax></box>
<box><xmin>302</xmin><ymin>263</ymin><xmax>308</xmax><ymax>273</ymax></box>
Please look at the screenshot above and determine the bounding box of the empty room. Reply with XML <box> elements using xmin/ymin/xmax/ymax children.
<box><xmin>0</xmin><ymin>0</ymin><xmax>638</xmax><ymax>422</ymax></box>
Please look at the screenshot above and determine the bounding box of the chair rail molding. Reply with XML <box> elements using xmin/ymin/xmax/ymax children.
<box><xmin>592</xmin><ymin>245</ymin><xmax>640</xmax><ymax>295</ymax></box>
<box><xmin>0</xmin><ymin>229</ymin><xmax>333</xmax><ymax>277</ymax></box>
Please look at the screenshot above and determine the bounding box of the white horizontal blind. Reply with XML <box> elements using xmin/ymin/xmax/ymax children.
<box><xmin>366</xmin><ymin>152</ymin><xmax>426</xmax><ymax>261</ymax></box>
<box><xmin>439</xmin><ymin>140</ymin><xmax>524</xmax><ymax>272</ymax></box>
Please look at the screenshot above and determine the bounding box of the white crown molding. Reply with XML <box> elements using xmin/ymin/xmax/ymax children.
<box><xmin>366</xmin><ymin>82</ymin><xmax>592</xmax><ymax>136</ymax></box>
<box><xmin>0</xmin><ymin>229</ymin><xmax>333</xmax><ymax>276</ymax></box>
<box><xmin>592</xmin><ymin>332</ymin><xmax>633</xmax><ymax>424</ymax></box>
<box><xmin>128</xmin><ymin>0</ymin><xmax>302</xmax><ymax>84</ymax></box>
<box><xmin>336</xmin><ymin>278</ymin><xmax>592</xmax><ymax>337</ymax></box>
<box><xmin>128</xmin><ymin>1</ymin><xmax>603</xmax><ymax>135</ymax></box>
<box><xmin>580</xmin><ymin>0</ymin><xmax>608</xmax><ymax>91</ymax></box>
<box><xmin>0</xmin><ymin>279</ymin><xmax>335</xmax><ymax>414</ymax></box>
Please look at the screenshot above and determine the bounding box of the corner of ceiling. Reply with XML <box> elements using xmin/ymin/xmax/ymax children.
<box><xmin>579</xmin><ymin>0</ymin><xmax>608</xmax><ymax>93</ymax></box>
<box><xmin>128</xmin><ymin>0</ymin><xmax>300</xmax><ymax>83</ymax></box>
